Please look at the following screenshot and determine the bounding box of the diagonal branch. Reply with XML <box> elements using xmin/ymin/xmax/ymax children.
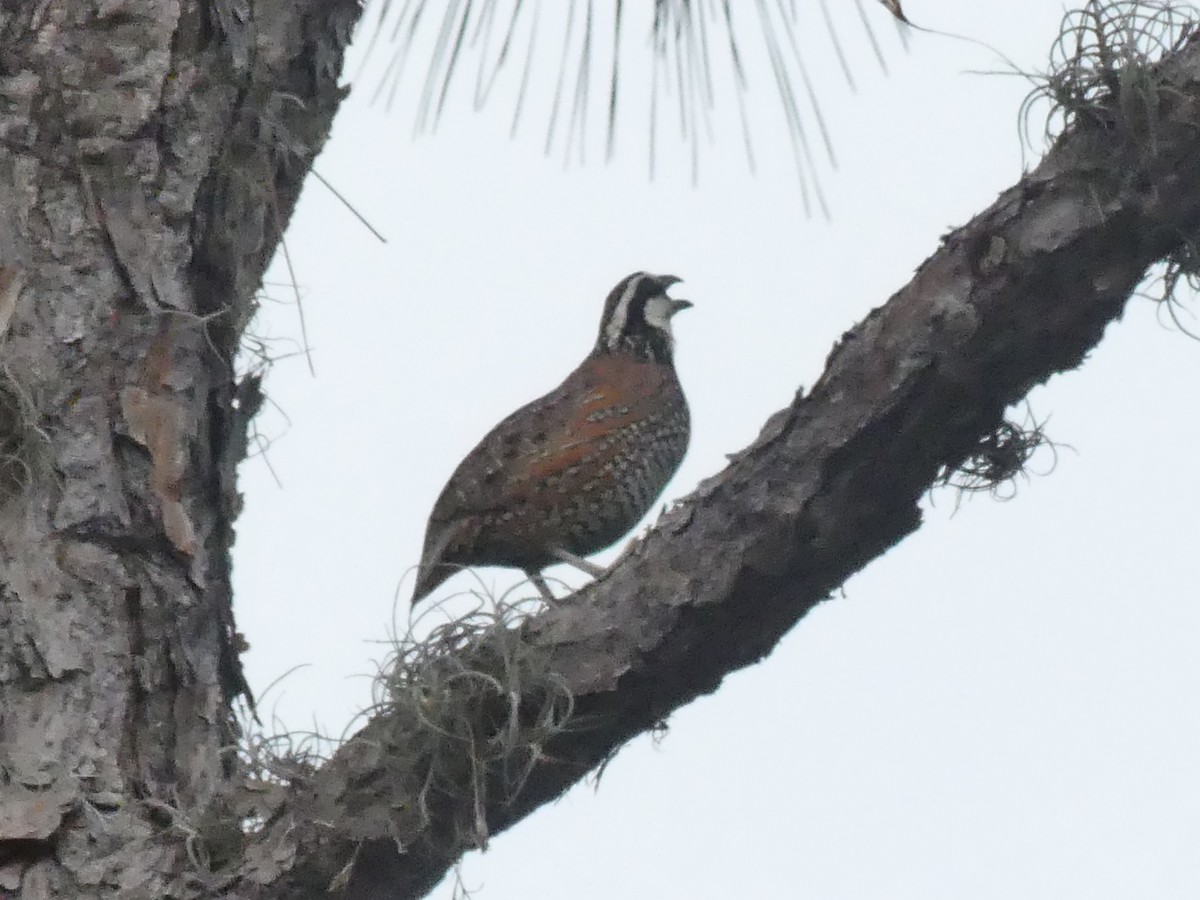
<box><xmin>244</xmin><ymin>24</ymin><xmax>1200</xmax><ymax>900</ymax></box>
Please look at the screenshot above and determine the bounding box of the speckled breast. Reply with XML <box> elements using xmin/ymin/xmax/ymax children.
<box><xmin>546</xmin><ymin>389</ymin><xmax>691</xmax><ymax>556</ymax></box>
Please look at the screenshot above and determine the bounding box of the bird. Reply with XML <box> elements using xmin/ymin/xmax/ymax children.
<box><xmin>411</xmin><ymin>271</ymin><xmax>693</xmax><ymax>606</ymax></box>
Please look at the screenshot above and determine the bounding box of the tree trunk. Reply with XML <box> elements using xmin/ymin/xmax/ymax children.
<box><xmin>0</xmin><ymin>1</ymin><xmax>356</xmax><ymax>896</ymax></box>
<box><xmin>2</xmin><ymin>4</ymin><xmax>1199</xmax><ymax>900</ymax></box>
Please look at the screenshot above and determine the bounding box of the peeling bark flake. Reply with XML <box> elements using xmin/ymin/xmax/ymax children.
<box><xmin>119</xmin><ymin>386</ymin><xmax>197</xmax><ymax>556</ymax></box>
<box><xmin>93</xmin><ymin>176</ymin><xmax>189</xmax><ymax>311</ymax></box>
<box><xmin>0</xmin><ymin>784</ymin><xmax>73</xmax><ymax>841</ymax></box>
<box><xmin>0</xmin><ymin>266</ymin><xmax>24</xmax><ymax>338</ymax></box>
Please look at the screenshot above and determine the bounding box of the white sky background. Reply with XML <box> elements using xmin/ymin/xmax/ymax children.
<box><xmin>234</xmin><ymin>2</ymin><xmax>1200</xmax><ymax>898</ymax></box>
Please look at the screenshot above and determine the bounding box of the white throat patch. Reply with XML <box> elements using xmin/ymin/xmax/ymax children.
<box><xmin>641</xmin><ymin>294</ymin><xmax>676</xmax><ymax>342</ymax></box>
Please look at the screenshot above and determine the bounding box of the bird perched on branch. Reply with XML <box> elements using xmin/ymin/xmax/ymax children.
<box><xmin>411</xmin><ymin>272</ymin><xmax>693</xmax><ymax>605</ymax></box>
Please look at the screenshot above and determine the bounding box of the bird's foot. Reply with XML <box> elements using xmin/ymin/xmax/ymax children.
<box><xmin>526</xmin><ymin>570</ymin><xmax>558</xmax><ymax>603</ymax></box>
<box><xmin>548</xmin><ymin>547</ymin><xmax>607</xmax><ymax>577</ymax></box>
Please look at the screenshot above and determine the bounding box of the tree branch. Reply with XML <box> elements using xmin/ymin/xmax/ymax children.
<box><xmin>243</xmin><ymin>25</ymin><xmax>1200</xmax><ymax>900</ymax></box>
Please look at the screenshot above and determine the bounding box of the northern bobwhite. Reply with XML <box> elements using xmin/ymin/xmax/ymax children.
<box><xmin>411</xmin><ymin>272</ymin><xmax>692</xmax><ymax>605</ymax></box>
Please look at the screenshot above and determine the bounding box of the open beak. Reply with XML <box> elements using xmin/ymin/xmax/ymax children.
<box><xmin>652</xmin><ymin>275</ymin><xmax>690</xmax><ymax>315</ymax></box>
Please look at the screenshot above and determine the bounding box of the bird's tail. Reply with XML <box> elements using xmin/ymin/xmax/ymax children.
<box><xmin>410</xmin><ymin>526</ymin><xmax>460</xmax><ymax>605</ymax></box>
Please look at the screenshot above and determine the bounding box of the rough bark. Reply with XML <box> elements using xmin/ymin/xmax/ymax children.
<box><xmin>0</xmin><ymin>0</ymin><xmax>356</xmax><ymax>897</ymax></box>
<box><xmin>2</xmin><ymin>3</ymin><xmax>1199</xmax><ymax>900</ymax></box>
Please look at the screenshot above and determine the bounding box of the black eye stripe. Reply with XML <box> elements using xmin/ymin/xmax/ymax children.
<box><xmin>619</xmin><ymin>275</ymin><xmax>663</xmax><ymax>329</ymax></box>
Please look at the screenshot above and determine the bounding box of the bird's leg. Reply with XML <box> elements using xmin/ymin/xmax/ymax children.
<box><xmin>548</xmin><ymin>547</ymin><xmax>607</xmax><ymax>577</ymax></box>
<box><xmin>525</xmin><ymin>569</ymin><xmax>558</xmax><ymax>603</ymax></box>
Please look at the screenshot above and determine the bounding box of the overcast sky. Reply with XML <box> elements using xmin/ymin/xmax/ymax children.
<box><xmin>233</xmin><ymin>2</ymin><xmax>1200</xmax><ymax>898</ymax></box>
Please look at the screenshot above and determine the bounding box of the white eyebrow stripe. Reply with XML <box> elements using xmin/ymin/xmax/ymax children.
<box><xmin>603</xmin><ymin>273</ymin><xmax>647</xmax><ymax>350</ymax></box>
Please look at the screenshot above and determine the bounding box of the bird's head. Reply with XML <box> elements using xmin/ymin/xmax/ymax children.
<box><xmin>595</xmin><ymin>271</ymin><xmax>692</xmax><ymax>362</ymax></box>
